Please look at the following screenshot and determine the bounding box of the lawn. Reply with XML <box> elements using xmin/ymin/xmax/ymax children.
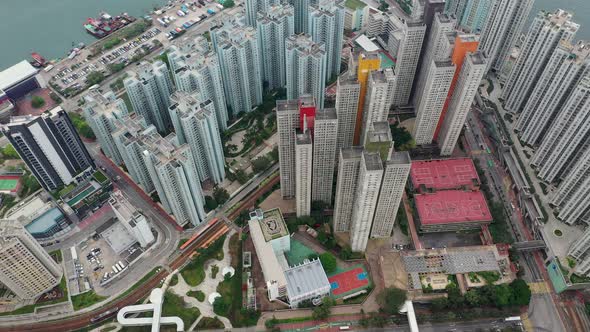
<box><xmin>50</xmin><ymin>249</ymin><xmax>63</xmax><ymax>263</ymax></box>
<box><xmin>162</xmin><ymin>291</ymin><xmax>200</xmax><ymax>327</ymax></box>
<box><xmin>187</xmin><ymin>290</ymin><xmax>205</xmax><ymax>302</ymax></box>
<box><xmin>180</xmin><ymin>235</ymin><xmax>225</xmax><ymax>287</ymax></box>
<box><xmin>215</xmin><ymin>233</ymin><xmax>260</xmax><ymax>327</ymax></box>
<box><xmin>93</xmin><ymin>170</ymin><xmax>108</xmax><ymax>183</ymax></box>
<box><xmin>169</xmin><ymin>274</ymin><xmax>179</xmax><ymax>286</ymax></box>
<box><xmin>196</xmin><ymin>317</ymin><xmax>224</xmax><ymax>329</ymax></box>
<box><xmin>71</xmin><ymin>290</ymin><xmax>106</xmax><ymax>311</ymax></box>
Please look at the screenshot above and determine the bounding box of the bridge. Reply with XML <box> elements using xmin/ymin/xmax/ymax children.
<box><xmin>512</xmin><ymin>240</ymin><xmax>546</xmax><ymax>251</ymax></box>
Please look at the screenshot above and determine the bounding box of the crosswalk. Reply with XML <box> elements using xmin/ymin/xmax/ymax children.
<box><xmin>528</xmin><ymin>281</ymin><xmax>550</xmax><ymax>294</ymax></box>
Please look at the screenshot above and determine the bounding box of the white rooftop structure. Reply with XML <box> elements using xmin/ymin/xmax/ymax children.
<box><xmin>222</xmin><ymin>266</ymin><xmax>235</xmax><ymax>278</ymax></box>
<box><xmin>5</xmin><ymin>195</ymin><xmax>52</xmax><ymax>221</ymax></box>
<box><xmin>208</xmin><ymin>292</ymin><xmax>221</xmax><ymax>305</ymax></box>
<box><xmin>355</xmin><ymin>34</ymin><xmax>380</xmax><ymax>52</ymax></box>
<box><xmin>0</xmin><ymin>61</ymin><xmax>38</xmax><ymax>90</ymax></box>
<box><xmin>284</xmin><ymin>259</ymin><xmax>331</xmax><ymax>307</ymax></box>
<box><xmin>248</xmin><ymin>216</ymin><xmax>288</xmax><ymax>301</ymax></box>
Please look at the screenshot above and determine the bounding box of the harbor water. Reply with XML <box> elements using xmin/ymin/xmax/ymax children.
<box><xmin>0</xmin><ymin>0</ymin><xmax>589</xmax><ymax>69</ymax></box>
<box><xmin>0</xmin><ymin>0</ymin><xmax>168</xmax><ymax>68</ymax></box>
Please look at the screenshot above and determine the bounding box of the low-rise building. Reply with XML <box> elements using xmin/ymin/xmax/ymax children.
<box><xmin>401</xmin><ymin>245</ymin><xmax>514</xmax><ymax>291</ymax></box>
<box><xmin>248</xmin><ymin>208</ymin><xmax>331</xmax><ymax>307</ymax></box>
<box><xmin>414</xmin><ymin>190</ymin><xmax>492</xmax><ymax>232</ymax></box>
<box><xmin>6</xmin><ymin>193</ymin><xmax>71</xmax><ymax>241</ymax></box>
<box><xmin>109</xmin><ymin>190</ymin><xmax>155</xmax><ymax>248</ymax></box>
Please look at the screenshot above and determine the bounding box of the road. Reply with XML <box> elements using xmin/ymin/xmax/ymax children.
<box><xmin>0</xmin><ymin>141</ymin><xmax>281</xmax><ymax>331</ymax></box>
<box><xmin>0</xmin><ymin>220</ymin><xmax>228</xmax><ymax>332</ymax></box>
<box><xmin>464</xmin><ymin>94</ymin><xmax>567</xmax><ymax>332</ymax></box>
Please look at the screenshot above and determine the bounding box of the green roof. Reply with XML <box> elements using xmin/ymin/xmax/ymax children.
<box><xmin>345</xmin><ymin>0</ymin><xmax>366</xmax><ymax>10</ymax></box>
<box><xmin>92</xmin><ymin>170</ymin><xmax>108</xmax><ymax>184</ymax></box>
<box><xmin>366</xmin><ymin>141</ymin><xmax>391</xmax><ymax>161</ymax></box>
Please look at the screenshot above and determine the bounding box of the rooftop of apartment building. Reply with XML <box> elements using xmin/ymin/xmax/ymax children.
<box><xmin>295</xmin><ymin>130</ymin><xmax>312</xmax><ymax>145</ymax></box>
<box><xmin>414</xmin><ymin>190</ymin><xmax>492</xmax><ymax>225</ymax></box>
<box><xmin>4</xmin><ymin>106</ymin><xmax>64</xmax><ymax>127</ymax></box>
<box><xmin>169</xmin><ymin>91</ymin><xmax>213</xmax><ymax>118</ymax></box>
<box><xmin>257</xmin><ymin>3</ymin><xmax>294</xmax><ymax>23</ymax></box>
<box><xmin>286</xmin><ymin>34</ymin><xmax>326</xmax><ymax>56</ymax></box>
<box><xmin>468</xmin><ymin>51</ymin><xmax>487</xmax><ymax>65</ymax></box>
<box><xmin>545</xmin><ymin>9</ymin><xmax>579</xmax><ymax>31</ymax></box>
<box><xmin>569</xmin><ymin>40</ymin><xmax>590</xmax><ymax>63</ymax></box>
<box><xmin>276</xmin><ymin>99</ymin><xmax>299</xmax><ymax>113</ymax></box>
<box><xmin>257</xmin><ymin>208</ymin><xmax>289</xmax><ymax>242</ymax></box>
<box><xmin>410</xmin><ymin>158</ymin><xmax>480</xmax><ymax>190</ymax></box>
<box><xmin>341</xmin><ymin>146</ymin><xmax>364</xmax><ymax>160</ymax></box>
<box><xmin>363</xmin><ymin>151</ymin><xmax>384</xmax><ymax>171</ymax></box>
<box><xmin>315</xmin><ymin>108</ymin><xmax>337</xmax><ymax>120</ymax></box>
<box><xmin>109</xmin><ymin>190</ymin><xmax>139</xmax><ymax>221</ymax></box>
<box><xmin>389</xmin><ymin>151</ymin><xmax>411</xmax><ymax>165</ymax></box>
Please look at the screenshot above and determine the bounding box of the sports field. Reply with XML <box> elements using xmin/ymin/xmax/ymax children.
<box><xmin>328</xmin><ymin>266</ymin><xmax>371</xmax><ymax>298</ymax></box>
<box><xmin>0</xmin><ymin>175</ymin><xmax>20</xmax><ymax>192</ymax></box>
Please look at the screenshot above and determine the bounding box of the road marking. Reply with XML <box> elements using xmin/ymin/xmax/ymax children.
<box><xmin>528</xmin><ymin>281</ymin><xmax>550</xmax><ymax>294</ymax></box>
<box><xmin>521</xmin><ymin>312</ymin><xmax>534</xmax><ymax>332</ymax></box>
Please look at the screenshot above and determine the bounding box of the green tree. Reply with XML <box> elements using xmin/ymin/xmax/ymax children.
<box><xmin>339</xmin><ymin>246</ymin><xmax>352</xmax><ymax>260</ymax></box>
<box><xmin>312</xmin><ymin>297</ymin><xmax>334</xmax><ymax>320</ymax></box>
<box><xmin>493</xmin><ymin>284</ymin><xmax>512</xmax><ymax>307</ymax></box>
<box><xmin>213</xmin><ymin>297</ymin><xmax>229</xmax><ymax>316</ymax></box>
<box><xmin>235</xmin><ymin>169</ymin><xmax>249</xmax><ymax>184</ymax></box>
<box><xmin>431</xmin><ymin>297</ymin><xmax>448</xmax><ymax>311</ymax></box>
<box><xmin>223</xmin><ymin>0</ymin><xmax>235</xmax><ymax>7</ymax></box>
<box><xmin>269</xmin><ymin>146</ymin><xmax>279</xmax><ymax>162</ymax></box>
<box><xmin>205</xmin><ymin>196</ymin><xmax>218</xmax><ymax>210</ymax></box>
<box><xmin>465</xmin><ymin>289</ymin><xmax>481</xmax><ymax>306</ymax></box>
<box><xmin>318</xmin><ymin>253</ymin><xmax>337</xmax><ymax>273</ymax></box>
<box><xmin>31</xmin><ymin>96</ymin><xmax>45</xmax><ymax>109</ymax></box>
<box><xmin>390</xmin><ymin>122</ymin><xmax>415</xmax><ymax>151</ymax></box>
<box><xmin>509</xmin><ymin>279</ymin><xmax>531</xmax><ymax>306</ymax></box>
<box><xmin>378</xmin><ymin>0</ymin><xmax>389</xmax><ymax>11</ymax></box>
<box><xmin>86</xmin><ymin>71</ymin><xmax>105</xmax><ymax>85</ymax></box>
<box><xmin>377</xmin><ymin>288</ymin><xmax>407</xmax><ymax>315</ymax></box>
<box><xmin>108</xmin><ymin>63</ymin><xmax>125</xmax><ymax>73</ymax></box>
<box><xmin>1</xmin><ymin>144</ymin><xmax>19</xmax><ymax>159</ymax></box>
<box><xmin>251</xmin><ymin>156</ymin><xmax>270</xmax><ymax>173</ymax></box>
<box><xmin>213</xmin><ymin>187</ymin><xmax>230</xmax><ymax>205</ymax></box>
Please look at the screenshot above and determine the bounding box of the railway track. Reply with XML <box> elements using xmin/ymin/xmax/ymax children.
<box><xmin>227</xmin><ymin>174</ymin><xmax>280</xmax><ymax>221</ymax></box>
<box><xmin>1</xmin><ymin>172</ymin><xmax>279</xmax><ymax>331</ymax></box>
<box><xmin>0</xmin><ymin>221</ymin><xmax>227</xmax><ymax>332</ymax></box>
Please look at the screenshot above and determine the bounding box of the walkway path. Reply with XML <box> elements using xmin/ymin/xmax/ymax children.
<box><xmin>169</xmin><ymin>230</ymin><xmax>236</xmax><ymax>331</ymax></box>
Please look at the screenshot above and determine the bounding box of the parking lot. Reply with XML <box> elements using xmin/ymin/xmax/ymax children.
<box><xmin>63</xmin><ymin>219</ymin><xmax>148</xmax><ymax>296</ymax></box>
<box><xmin>51</xmin><ymin>27</ymin><xmax>162</xmax><ymax>93</ymax></box>
<box><xmin>44</xmin><ymin>0</ymin><xmax>239</xmax><ymax>96</ymax></box>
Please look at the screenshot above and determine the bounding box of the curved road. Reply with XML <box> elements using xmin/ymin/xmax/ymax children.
<box><xmin>0</xmin><ymin>221</ymin><xmax>227</xmax><ymax>332</ymax></box>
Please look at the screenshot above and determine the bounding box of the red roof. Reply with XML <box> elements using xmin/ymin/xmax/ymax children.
<box><xmin>415</xmin><ymin>190</ymin><xmax>492</xmax><ymax>225</ymax></box>
<box><xmin>410</xmin><ymin>158</ymin><xmax>479</xmax><ymax>190</ymax></box>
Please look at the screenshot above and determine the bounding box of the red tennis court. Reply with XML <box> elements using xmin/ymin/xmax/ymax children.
<box><xmin>328</xmin><ymin>267</ymin><xmax>369</xmax><ymax>296</ymax></box>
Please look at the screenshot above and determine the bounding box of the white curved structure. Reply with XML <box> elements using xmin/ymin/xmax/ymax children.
<box><xmin>208</xmin><ymin>292</ymin><xmax>222</xmax><ymax>305</ymax></box>
<box><xmin>399</xmin><ymin>300</ymin><xmax>419</xmax><ymax>332</ymax></box>
<box><xmin>117</xmin><ymin>288</ymin><xmax>184</xmax><ymax>332</ymax></box>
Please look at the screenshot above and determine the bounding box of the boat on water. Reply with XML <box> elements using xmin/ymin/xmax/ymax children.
<box><xmin>84</xmin><ymin>12</ymin><xmax>136</xmax><ymax>39</ymax></box>
<box><xmin>30</xmin><ymin>52</ymin><xmax>47</xmax><ymax>67</ymax></box>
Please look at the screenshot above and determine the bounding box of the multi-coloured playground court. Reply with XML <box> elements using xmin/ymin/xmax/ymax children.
<box><xmin>328</xmin><ymin>265</ymin><xmax>371</xmax><ymax>299</ymax></box>
<box><xmin>0</xmin><ymin>175</ymin><xmax>21</xmax><ymax>194</ymax></box>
